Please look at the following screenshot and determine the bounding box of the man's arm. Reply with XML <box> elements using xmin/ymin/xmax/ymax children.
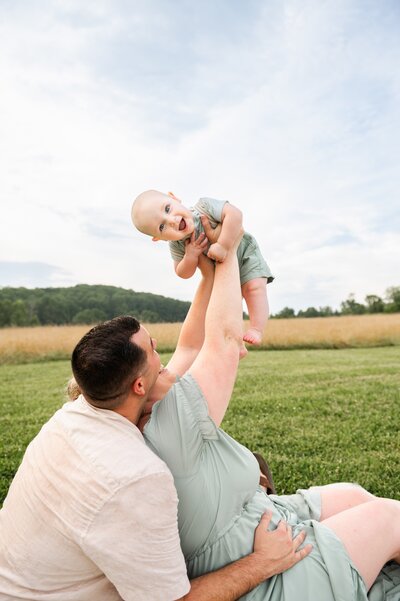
<box><xmin>178</xmin><ymin>512</ymin><xmax>312</xmax><ymax>601</ymax></box>
<box><xmin>83</xmin><ymin>476</ymin><xmax>311</xmax><ymax>601</ymax></box>
<box><xmin>82</xmin><ymin>473</ymin><xmax>191</xmax><ymax>601</ymax></box>
<box><xmin>207</xmin><ymin>203</ymin><xmax>242</xmax><ymax>263</ymax></box>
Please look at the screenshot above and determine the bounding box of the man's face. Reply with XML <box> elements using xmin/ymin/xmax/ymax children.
<box><xmin>131</xmin><ymin>326</ymin><xmax>161</xmax><ymax>392</ymax></box>
<box><xmin>140</xmin><ymin>193</ymin><xmax>195</xmax><ymax>241</ymax></box>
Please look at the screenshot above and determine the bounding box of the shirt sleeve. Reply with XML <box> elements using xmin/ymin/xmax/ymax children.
<box><xmin>169</xmin><ymin>239</ymin><xmax>186</xmax><ymax>262</ymax></box>
<box><xmin>144</xmin><ymin>374</ymin><xmax>218</xmax><ymax>478</ymax></box>
<box><xmin>194</xmin><ymin>197</ymin><xmax>228</xmax><ymax>223</ymax></box>
<box><xmin>81</xmin><ymin>472</ymin><xmax>190</xmax><ymax>601</ymax></box>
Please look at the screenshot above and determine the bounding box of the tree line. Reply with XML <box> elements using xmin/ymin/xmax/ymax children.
<box><xmin>0</xmin><ymin>284</ymin><xmax>191</xmax><ymax>327</ymax></box>
<box><xmin>0</xmin><ymin>284</ymin><xmax>398</xmax><ymax>327</ymax></box>
<box><xmin>272</xmin><ymin>287</ymin><xmax>400</xmax><ymax>319</ymax></box>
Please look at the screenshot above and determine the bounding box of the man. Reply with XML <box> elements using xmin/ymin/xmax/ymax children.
<box><xmin>0</xmin><ymin>230</ymin><xmax>310</xmax><ymax>600</ymax></box>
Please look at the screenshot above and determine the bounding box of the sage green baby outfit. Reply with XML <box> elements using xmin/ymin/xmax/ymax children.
<box><xmin>144</xmin><ymin>374</ymin><xmax>400</xmax><ymax>601</ymax></box>
<box><xmin>169</xmin><ymin>197</ymin><xmax>274</xmax><ymax>286</ymax></box>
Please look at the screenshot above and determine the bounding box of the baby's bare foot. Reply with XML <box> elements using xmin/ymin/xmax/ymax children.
<box><xmin>239</xmin><ymin>344</ymin><xmax>248</xmax><ymax>360</ymax></box>
<box><xmin>243</xmin><ymin>328</ymin><xmax>262</xmax><ymax>346</ymax></box>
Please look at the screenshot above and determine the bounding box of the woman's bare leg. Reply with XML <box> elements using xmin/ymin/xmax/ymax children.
<box><xmin>311</xmin><ymin>483</ymin><xmax>375</xmax><ymax>520</ymax></box>
<box><xmin>322</xmin><ymin>498</ymin><xmax>400</xmax><ymax>590</ymax></box>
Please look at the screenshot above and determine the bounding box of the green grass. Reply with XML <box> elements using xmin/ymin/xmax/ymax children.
<box><xmin>1</xmin><ymin>347</ymin><xmax>399</xmax><ymax>506</ymax></box>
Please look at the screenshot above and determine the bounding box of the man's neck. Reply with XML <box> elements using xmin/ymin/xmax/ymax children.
<box><xmin>112</xmin><ymin>393</ymin><xmax>144</xmax><ymax>426</ymax></box>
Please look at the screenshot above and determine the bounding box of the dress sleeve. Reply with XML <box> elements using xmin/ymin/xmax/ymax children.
<box><xmin>144</xmin><ymin>374</ymin><xmax>218</xmax><ymax>477</ymax></box>
<box><xmin>81</xmin><ymin>472</ymin><xmax>190</xmax><ymax>601</ymax></box>
<box><xmin>194</xmin><ymin>197</ymin><xmax>227</xmax><ymax>223</ymax></box>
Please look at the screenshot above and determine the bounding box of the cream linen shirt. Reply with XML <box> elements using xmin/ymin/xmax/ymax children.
<box><xmin>0</xmin><ymin>396</ymin><xmax>190</xmax><ymax>601</ymax></box>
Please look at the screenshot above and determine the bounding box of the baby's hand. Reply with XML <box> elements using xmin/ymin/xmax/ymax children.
<box><xmin>185</xmin><ymin>232</ymin><xmax>209</xmax><ymax>258</ymax></box>
<box><xmin>207</xmin><ymin>242</ymin><xmax>228</xmax><ymax>263</ymax></box>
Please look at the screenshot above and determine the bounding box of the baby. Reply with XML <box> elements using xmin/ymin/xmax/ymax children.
<box><xmin>131</xmin><ymin>190</ymin><xmax>274</xmax><ymax>345</ymax></box>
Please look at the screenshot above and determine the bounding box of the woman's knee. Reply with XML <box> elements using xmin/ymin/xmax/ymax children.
<box><xmin>368</xmin><ymin>498</ymin><xmax>400</xmax><ymax>533</ymax></box>
<box><xmin>317</xmin><ymin>482</ymin><xmax>374</xmax><ymax>498</ymax></box>
<box><xmin>339</xmin><ymin>483</ymin><xmax>375</xmax><ymax>504</ymax></box>
<box><xmin>314</xmin><ymin>483</ymin><xmax>376</xmax><ymax>520</ymax></box>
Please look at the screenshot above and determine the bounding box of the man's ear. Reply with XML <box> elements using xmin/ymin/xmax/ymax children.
<box><xmin>131</xmin><ymin>376</ymin><xmax>146</xmax><ymax>397</ymax></box>
<box><xmin>152</xmin><ymin>236</ymin><xmax>159</xmax><ymax>242</ymax></box>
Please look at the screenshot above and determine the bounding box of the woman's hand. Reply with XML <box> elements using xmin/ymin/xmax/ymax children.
<box><xmin>252</xmin><ymin>512</ymin><xmax>312</xmax><ymax>579</ymax></box>
<box><xmin>200</xmin><ymin>215</ymin><xmax>221</xmax><ymax>244</ymax></box>
<box><xmin>207</xmin><ymin>241</ymin><xmax>228</xmax><ymax>263</ymax></box>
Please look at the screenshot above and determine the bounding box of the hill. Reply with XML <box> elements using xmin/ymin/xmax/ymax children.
<box><xmin>0</xmin><ymin>284</ymin><xmax>190</xmax><ymax>326</ymax></box>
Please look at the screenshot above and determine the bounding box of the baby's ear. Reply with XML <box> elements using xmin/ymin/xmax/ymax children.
<box><xmin>168</xmin><ymin>191</ymin><xmax>181</xmax><ymax>203</ymax></box>
<box><xmin>152</xmin><ymin>236</ymin><xmax>160</xmax><ymax>242</ymax></box>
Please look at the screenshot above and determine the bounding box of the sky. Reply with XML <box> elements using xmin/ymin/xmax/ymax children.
<box><xmin>1</xmin><ymin>0</ymin><xmax>399</xmax><ymax>313</ymax></box>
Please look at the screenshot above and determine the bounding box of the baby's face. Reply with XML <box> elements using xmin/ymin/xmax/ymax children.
<box><xmin>141</xmin><ymin>194</ymin><xmax>195</xmax><ymax>241</ymax></box>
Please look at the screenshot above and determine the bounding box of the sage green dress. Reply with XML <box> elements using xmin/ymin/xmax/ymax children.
<box><xmin>144</xmin><ymin>374</ymin><xmax>400</xmax><ymax>601</ymax></box>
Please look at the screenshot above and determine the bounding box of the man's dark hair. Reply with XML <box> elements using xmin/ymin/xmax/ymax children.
<box><xmin>71</xmin><ymin>316</ymin><xmax>147</xmax><ymax>409</ymax></box>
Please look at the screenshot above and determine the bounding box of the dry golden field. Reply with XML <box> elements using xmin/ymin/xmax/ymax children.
<box><xmin>264</xmin><ymin>313</ymin><xmax>400</xmax><ymax>349</ymax></box>
<box><xmin>0</xmin><ymin>313</ymin><xmax>399</xmax><ymax>364</ymax></box>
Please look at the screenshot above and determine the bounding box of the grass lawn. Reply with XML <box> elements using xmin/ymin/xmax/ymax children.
<box><xmin>1</xmin><ymin>346</ymin><xmax>399</xmax><ymax>505</ymax></box>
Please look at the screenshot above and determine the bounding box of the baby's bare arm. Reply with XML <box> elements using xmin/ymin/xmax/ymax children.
<box><xmin>206</xmin><ymin>204</ymin><xmax>242</xmax><ymax>263</ymax></box>
<box><xmin>175</xmin><ymin>232</ymin><xmax>209</xmax><ymax>279</ymax></box>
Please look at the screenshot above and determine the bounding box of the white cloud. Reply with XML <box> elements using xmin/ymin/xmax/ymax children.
<box><xmin>1</xmin><ymin>0</ymin><xmax>399</xmax><ymax>312</ymax></box>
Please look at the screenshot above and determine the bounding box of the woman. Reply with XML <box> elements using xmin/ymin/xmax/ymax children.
<box><xmin>139</xmin><ymin>236</ymin><xmax>400</xmax><ymax>601</ymax></box>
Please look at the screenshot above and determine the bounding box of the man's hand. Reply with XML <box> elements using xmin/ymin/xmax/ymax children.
<box><xmin>181</xmin><ymin>511</ymin><xmax>312</xmax><ymax>601</ymax></box>
<box><xmin>207</xmin><ymin>242</ymin><xmax>228</xmax><ymax>263</ymax></box>
<box><xmin>185</xmin><ymin>231</ymin><xmax>209</xmax><ymax>259</ymax></box>
<box><xmin>253</xmin><ymin>512</ymin><xmax>312</xmax><ymax>579</ymax></box>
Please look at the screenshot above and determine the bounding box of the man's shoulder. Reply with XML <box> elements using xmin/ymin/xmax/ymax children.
<box><xmin>48</xmin><ymin>397</ymin><xmax>172</xmax><ymax>485</ymax></box>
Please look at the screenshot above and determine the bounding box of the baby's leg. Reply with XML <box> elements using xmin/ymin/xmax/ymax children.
<box><xmin>242</xmin><ymin>278</ymin><xmax>268</xmax><ymax>346</ymax></box>
<box><xmin>322</xmin><ymin>498</ymin><xmax>400</xmax><ymax>590</ymax></box>
<box><xmin>311</xmin><ymin>483</ymin><xmax>375</xmax><ymax>520</ymax></box>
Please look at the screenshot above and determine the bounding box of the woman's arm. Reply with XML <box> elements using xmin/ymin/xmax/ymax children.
<box><xmin>168</xmin><ymin>218</ymin><xmax>223</xmax><ymax>375</ymax></box>
<box><xmin>136</xmin><ymin>248</ymin><xmax>215</xmax><ymax>430</ymax></box>
<box><xmin>167</xmin><ymin>252</ymin><xmax>215</xmax><ymax>377</ymax></box>
<box><xmin>189</xmin><ymin>232</ymin><xmax>243</xmax><ymax>426</ymax></box>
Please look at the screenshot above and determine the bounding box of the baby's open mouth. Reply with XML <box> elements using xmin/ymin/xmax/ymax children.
<box><xmin>179</xmin><ymin>218</ymin><xmax>186</xmax><ymax>231</ymax></box>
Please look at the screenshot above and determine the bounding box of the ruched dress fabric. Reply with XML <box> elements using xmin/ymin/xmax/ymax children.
<box><xmin>144</xmin><ymin>374</ymin><xmax>400</xmax><ymax>601</ymax></box>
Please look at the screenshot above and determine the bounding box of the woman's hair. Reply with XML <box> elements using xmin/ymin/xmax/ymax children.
<box><xmin>71</xmin><ymin>315</ymin><xmax>147</xmax><ymax>409</ymax></box>
<box><xmin>66</xmin><ymin>377</ymin><xmax>81</xmax><ymax>401</ymax></box>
